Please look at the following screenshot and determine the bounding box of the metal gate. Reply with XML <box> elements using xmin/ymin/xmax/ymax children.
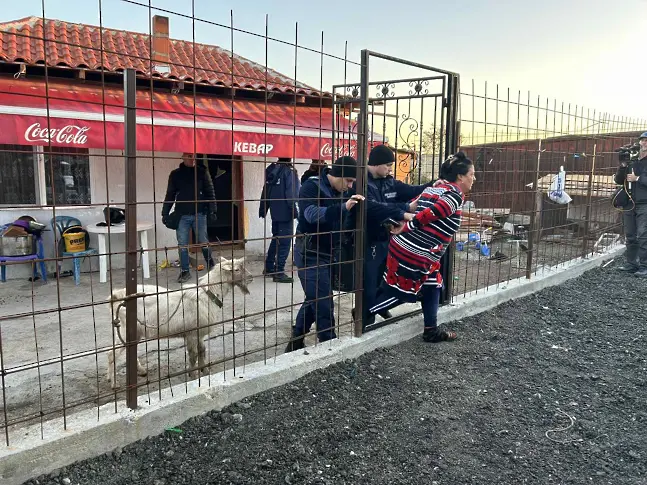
<box><xmin>332</xmin><ymin>50</ymin><xmax>460</xmax><ymax>335</ymax></box>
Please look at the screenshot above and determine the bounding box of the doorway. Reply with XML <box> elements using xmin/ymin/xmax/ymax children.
<box><xmin>200</xmin><ymin>154</ymin><xmax>243</xmax><ymax>244</ymax></box>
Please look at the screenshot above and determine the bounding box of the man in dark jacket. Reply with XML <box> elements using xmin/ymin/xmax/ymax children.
<box><xmin>285</xmin><ymin>156</ymin><xmax>364</xmax><ymax>352</ymax></box>
<box><xmin>162</xmin><ymin>153</ymin><xmax>217</xmax><ymax>283</ymax></box>
<box><xmin>259</xmin><ymin>157</ymin><xmax>300</xmax><ymax>283</ymax></box>
<box><xmin>348</xmin><ymin>144</ymin><xmax>434</xmax><ymax>328</ymax></box>
<box><xmin>615</xmin><ymin>131</ymin><xmax>647</xmax><ymax>277</ymax></box>
<box><xmin>300</xmin><ymin>159</ymin><xmax>326</xmax><ymax>184</ymax></box>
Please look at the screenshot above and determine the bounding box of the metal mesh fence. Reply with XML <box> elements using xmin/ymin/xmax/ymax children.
<box><xmin>0</xmin><ymin>1</ymin><xmax>643</xmax><ymax>447</ymax></box>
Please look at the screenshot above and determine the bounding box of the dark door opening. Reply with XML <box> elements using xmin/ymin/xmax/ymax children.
<box><xmin>200</xmin><ymin>154</ymin><xmax>243</xmax><ymax>244</ymax></box>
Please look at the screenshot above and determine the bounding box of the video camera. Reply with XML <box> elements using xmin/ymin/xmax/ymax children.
<box><xmin>615</xmin><ymin>142</ymin><xmax>640</xmax><ymax>163</ymax></box>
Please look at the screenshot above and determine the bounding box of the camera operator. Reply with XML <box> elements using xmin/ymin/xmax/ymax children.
<box><xmin>615</xmin><ymin>131</ymin><xmax>647</xmax><ymax>277</ymax></box>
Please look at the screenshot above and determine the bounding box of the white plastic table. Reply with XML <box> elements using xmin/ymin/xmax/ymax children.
<box><xmin>86</xmin><ymin>222</ymin><xmax>154</xmax><ymax>283</ymax></box>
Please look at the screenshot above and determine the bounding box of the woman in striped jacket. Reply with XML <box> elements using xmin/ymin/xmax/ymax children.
<box><xmin>365</xmin><ymin>152</ymin><xmax>475</xmax><ymax>342</ymax></box>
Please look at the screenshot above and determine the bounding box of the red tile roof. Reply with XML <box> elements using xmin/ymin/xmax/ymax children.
<box><xmin>0</xmin><ymin>16</ymin><xmax>326</xmax><ymax>97</ymax></box>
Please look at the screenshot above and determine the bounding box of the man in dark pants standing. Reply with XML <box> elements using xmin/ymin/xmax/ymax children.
<box><xmin>349</xmin><ymin>144</ymin><xmax>434</xmax><ymax>328</ymax></box>
<box><xmin>285</xmin><ymin>156</ymin><xmax>364</xmax><ymax>352</ymax></box>
<box><xmin>616</xmin><ymin>131</ymin><xmax>647</xmax><ymax>277</ymax></box>
<box><xmin>162</xmin><ymin>153</ymin><xmax>217</xmax><ymax>283</ymax></box>
<box><xmin>259</xmin><ymin>157</ymin><xmax>300</xmax><ymax>283</ymax></box>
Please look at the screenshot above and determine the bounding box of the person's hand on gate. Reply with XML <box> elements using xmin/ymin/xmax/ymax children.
<box><xmin>345</xmin><ymin>194</ymin><xmax>365</xmax><ymax>211</ymax></box>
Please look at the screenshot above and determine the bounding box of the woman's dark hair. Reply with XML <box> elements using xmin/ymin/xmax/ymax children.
<box><xmin>439</xmin><ymin>151</ymin><xmax>473</xmax><ymax>182</ymax></box>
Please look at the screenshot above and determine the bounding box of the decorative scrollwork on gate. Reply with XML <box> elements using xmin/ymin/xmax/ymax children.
<box><xmin>395</xmin><ymin>112</ymin><xmax>420</xmax><ymax>176</ymax></box>
<box><xmin>345</xmin><ymin>84</ymin><xmax>360</xmax><ymax>99</ymax></box>
<box><xmin>374</xmin><ymin>83</ymin><xmax>396</xmax><ymax>99</ymax></box>
<box><xmin>409</xmin><ymin>80</ymin><xmax>429</xmax><ymax>97</ymax></box>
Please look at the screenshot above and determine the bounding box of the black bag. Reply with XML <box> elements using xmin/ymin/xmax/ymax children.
<box><xmin>164</xmin><ymin>211</ymin><xmax>181</xmax><ymax>230</ymax></box>
<box><xmin>612</xmin><ymin>186</ymin><xmax>630</xmax><ymax>209</ymax></box>
<box><xmin>98</xmin><ymin>206</ymin><xmax>126</xmax><ymax>226</ymax></box>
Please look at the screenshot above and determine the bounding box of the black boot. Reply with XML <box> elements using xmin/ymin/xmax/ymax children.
<box><xmin>285</xmin><ymin>328</ymin><xmax>305</xmax><ymax>353</ymax></box>
<box><xmin>422</xmin><ymin>327</ymin><xmax>458</xmax><ymax>343</ymax></box>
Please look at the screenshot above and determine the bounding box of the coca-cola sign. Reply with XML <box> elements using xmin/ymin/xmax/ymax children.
<box><xmin>24</xmin><ymin>123</ymin><xmax>90</xmax><ymax>145</ymax></box>
<box><xmin>320</xmin><ymin>142</ymin><xmax>358</xmax><ymax>160</ymax></box>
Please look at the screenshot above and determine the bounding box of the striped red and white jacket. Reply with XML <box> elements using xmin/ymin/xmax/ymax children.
<box><xmin>382</xmin><ymin>180</ymin><xmax>464</xmax><ymax>302</ymax></box>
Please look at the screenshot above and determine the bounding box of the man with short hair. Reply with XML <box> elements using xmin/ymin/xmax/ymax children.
<box><xmin>348</xmin><ymin>144</ymin><xmax>433</xmax><ymax>328</ymax></box>
<box><xmin>616</xmin><ymin>132</ymin><xmax>647</xmax><ymax>277</ymax></box>
<box><xmin>285</xmin><ymin>156</ymin><xmax>364</xmax><ymax>352</ymax></box>
<box><xmin>162</xmin><ymin>153</ymin><xmax>217</xmax><ymax>283</ymax></box>
<box><xmin>259</xmin><ymin>157</ymin><xmax>300</xmax><ymax>283</ymax></box>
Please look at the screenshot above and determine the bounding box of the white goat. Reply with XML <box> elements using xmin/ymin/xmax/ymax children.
<box><xmin>107</xmin><ymin>257</ymin><xmax>253</xmax><ymax>389</ymax></box>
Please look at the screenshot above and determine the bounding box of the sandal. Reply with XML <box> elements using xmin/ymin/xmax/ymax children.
<box><xmin>422</xmin><ymin>329</ymin><xmax>458</xmax><ymax>343</ymax></box>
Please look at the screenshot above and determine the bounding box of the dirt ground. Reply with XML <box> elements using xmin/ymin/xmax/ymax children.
<box><xmin>22</xmin><ymin>258</ymin><xmax>646</xmax><ymax>485</ymax></box>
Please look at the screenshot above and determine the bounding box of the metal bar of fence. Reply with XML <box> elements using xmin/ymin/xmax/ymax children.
<box><xmin>582</xmin><ymin>144</ymin><xmax>597</xmax><ymax>259</ymax></box>
<box><xmin>353</xmin><ymin>48</ymin><xmax>369</xmax><ymax>337</ymax></box>
<box><xmin>526</xmin><ymin>139</ymin><xmax>542</xmax><ymax>279</ymax></box>
<box><xmin>123</xmin><ymin>68</ymin><xmax>139</xmax><ymax>410</ymax></box>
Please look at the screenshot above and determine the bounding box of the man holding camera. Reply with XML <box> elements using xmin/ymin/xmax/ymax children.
<box><xmin>615</xmin><ymin>132</ymin><xmax>647</xmax><ymax>277</ymax></box>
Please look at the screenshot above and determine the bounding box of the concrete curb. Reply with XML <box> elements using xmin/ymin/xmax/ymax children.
<box><xmin>0</xmin><ymin>245</ymin><xmax>623</xmax><ymax>485</ymax></box>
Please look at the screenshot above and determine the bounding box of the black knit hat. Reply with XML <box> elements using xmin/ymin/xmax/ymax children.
<box><xmin>368</xmin><ymin>144</ymin><xmax>395</xmax><ymax>166</ymax></box>
<box><xmin>330</xmin><ymin>156</ymin><xmax>357</xmax><ymax>178</ymax></box>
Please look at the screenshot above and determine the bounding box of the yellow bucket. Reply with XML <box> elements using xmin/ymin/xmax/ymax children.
<box><xmin>62</xmin><ymin>228</ymin><xmax>86</xmax><ymax>253</ymax></box>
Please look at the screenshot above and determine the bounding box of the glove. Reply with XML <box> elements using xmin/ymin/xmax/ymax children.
<box><xmin>207</xmin><ymin>211</ymin><xmax>217</xmax><ymax>225</ymax></box>
<box><xmin>162</xmin><ymin>214</ymin><xmax>168</xmax><ymax>225</ymax></box>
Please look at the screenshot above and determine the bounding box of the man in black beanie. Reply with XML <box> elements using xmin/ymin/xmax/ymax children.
<box><xmin>285</xmin><ymin>156</ymin><xmax>364</xmax><ymax>352</ymax></box>
<box><xmin>348</xmin><ymin>144</ymin><xmax>435</xmax><ymax>329</ymax></box>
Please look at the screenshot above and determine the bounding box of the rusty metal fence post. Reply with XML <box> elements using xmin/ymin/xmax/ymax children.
<box><xmin>124</xmin><ymin>68</ymin><xmax>139</xmax><ymax>409</ymax></box>
<box><xmin>582</xmin><ymin>144</ymin><xmax>597</xmax><ymax>258</ymax></box>
<box><xmin>526</xmin><ymin>139</ymin><xmax>543</xmax><ymax>279</ymax></box>
<box><xmin>353</xmin><ymin>49</ymin><xmax>369</xmax><ymax>337</ymax></box>
<box><xmin>442</xmin><ymin>73</ymin><xmax>460</xmax><ymax>303</ymax></box>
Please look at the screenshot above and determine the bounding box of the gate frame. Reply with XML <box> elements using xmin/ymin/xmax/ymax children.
<box><xmin>334</xmin><ymin>50</ymin><xmax>460</xmax><ymax>336</ymax></box>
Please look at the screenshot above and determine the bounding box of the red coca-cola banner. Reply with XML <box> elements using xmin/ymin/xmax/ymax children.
<box><xmin>0</xmin><ymin>78</ymin><xmax>378</xmax><ymax>160</ymax></box>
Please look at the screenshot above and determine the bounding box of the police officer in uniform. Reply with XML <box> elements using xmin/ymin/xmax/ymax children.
<box><xmin>352</xmin><ymin>144</ymin><xmax>434</xmax><ymax>328</ymax></box>
<box><xmin>285</xmin><ymin>156</ymin><xmax>364</xmax><ymax>352</ymax></box>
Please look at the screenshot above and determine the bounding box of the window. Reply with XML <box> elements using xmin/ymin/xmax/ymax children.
<box><xmin>44</xmin><ymin>147</ymin><xmax>91</xmax><ymax>205</ymax></box>
<box><xmin>0</xmin><ymin>145</ymin><xmax>37</xmax><ymax>205</ymax></box>
<box><xmin>0</xmin><ymin>144</ymin><xmax>91</xmax><ymax>206</ymax></box>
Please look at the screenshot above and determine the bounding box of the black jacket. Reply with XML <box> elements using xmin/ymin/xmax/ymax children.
<box><xmin>347</xmin><ymin>174</ymin><xmax>432</xmax><ymax>244</ymax></box>
<box><xmin>259</xmin><ymin>163</ymin><xmax>300</xmax><ymax>222</ymax></box>
<box><xmin>162</xmin><ymin>163</ymin><xmax>217</xmax><ymax>217</ymax></box>
<box><xmin>296</xmin><ymin>168</ymin><xmax>351</xmax><ymax>254</ymax></box>
<box><xmin>615</xmin><ymin>155</ymin><xmax>647</xmax><ymax>205</ymax></box>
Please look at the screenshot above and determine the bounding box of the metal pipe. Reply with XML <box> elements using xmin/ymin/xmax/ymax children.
<box><xmin>353</xmin><ymin>49</ymin><xmax>370</xmax><ymax>337</ymax></box>
<box><xmin>124</xmin><ymin>68</ymin><xmax>139</xmax><ymax>410</ymax></box>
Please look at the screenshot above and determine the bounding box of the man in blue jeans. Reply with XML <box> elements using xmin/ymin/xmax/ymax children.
<box><xmin>285</xmin><ymin>156</ymin><xmax>364</xmax><ymax>352</ymax></box>
<box><xmin>162</xmin><ymin>153</ymin><xmax>217</xmax><ymax>283</ymax></box>
<box><xmin>259</xmin><ymin>157</ymin><xmax>300</xmax><ymax>283</ymax></box>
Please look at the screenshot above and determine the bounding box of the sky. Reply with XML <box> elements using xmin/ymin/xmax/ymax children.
<box><xmin>2</xmin><ymin>0</ymin><xmax>646</xmax><ymax>130</ymax></box>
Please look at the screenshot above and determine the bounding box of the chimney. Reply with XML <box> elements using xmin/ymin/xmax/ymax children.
<box><xmin>152</xmin><ymin>15</ymin><xmax>170</xmax><ymax>74</ymax></box>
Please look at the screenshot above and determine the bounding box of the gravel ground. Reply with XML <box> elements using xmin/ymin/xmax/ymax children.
<box><xmin>24</xmin><ymin>260</ymin><xmax>646</xmax><ymax>485</ymax></box>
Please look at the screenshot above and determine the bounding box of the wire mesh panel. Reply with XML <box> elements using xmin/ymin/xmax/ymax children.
<box><xmin>0</xmin><ymin>0</ymin><xmax>644</xmax><ymax>449</ymax></box>
<box><xmin>453</xmin><ymin>81</ymin><xmax>646</xmax><ymax>298</ymax></box>
<box><xmin>0</xmin><ymin>0</ymin><xmax>366</xmax><ymax>445</ymax></box>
